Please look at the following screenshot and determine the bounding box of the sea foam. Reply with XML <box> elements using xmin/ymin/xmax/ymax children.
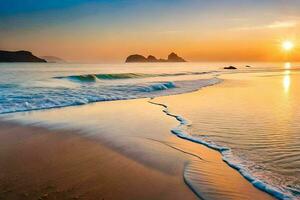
<box><xmin>0</xmin><ymin>73</ymin><xmax>221</xmax><ymax>114</ymax></box>
<box><xmin>149</xmin><ymin>100</ymin><xmax>294</xmax><ymax>200</ymax></box>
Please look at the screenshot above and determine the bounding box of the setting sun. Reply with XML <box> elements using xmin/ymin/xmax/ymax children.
<box><xmin>282</xmin><ymin>41</ymin><xmax>294</xmax><ymax>51</ymax></box>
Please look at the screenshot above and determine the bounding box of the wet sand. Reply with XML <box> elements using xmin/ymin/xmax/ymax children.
<box><xmin>0</xmin><ymin>95</ymin><xmax>276</xmax><ymax>200</ymax></box>
<box><xmin>0</xmin><ymin>122</ymin><xmax>196</xmax><ymax>200</ymax></box>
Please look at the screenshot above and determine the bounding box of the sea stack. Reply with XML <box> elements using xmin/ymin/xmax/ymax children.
<box><xmin>125</xmin><ymin>54</ymin><xmax>148</xmax><ymax>63</ymax></box>
<box><xmin>147</xmin><ymin>55</ymin><xmax>158</xmax><ymax>62</ymax></box>
<box><xmin>167</xmin><ymin>52</ymin><xmax>186</xmax><ymax>62</ymax></box>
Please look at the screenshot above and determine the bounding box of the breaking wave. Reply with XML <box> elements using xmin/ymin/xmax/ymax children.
<box><xmin>55</xmin><ymin>71</ymin><xmax>218</xmax><ymax>82</ymax></box>
<box><xmin>0</xmin><ymin>77</ymin><xmax>221</xmax><ymax>114</ymax></box>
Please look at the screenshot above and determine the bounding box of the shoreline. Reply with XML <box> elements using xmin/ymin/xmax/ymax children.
<box><xmin>150</xmin><ymin>98</ymin><xmax>286</xmax><ymax>200</ymax></box>
<box><xmin>2</xmin><ymin>86</ymin><xmax>277</xmax><ymax>200</ymax></box>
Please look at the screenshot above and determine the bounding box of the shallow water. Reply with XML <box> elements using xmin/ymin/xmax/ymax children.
<box><xmin>156</xmin><ymin>69</ymin><xmax>300</xmax><ymax>199</ymax></box>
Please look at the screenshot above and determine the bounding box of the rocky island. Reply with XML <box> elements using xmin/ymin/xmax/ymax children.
<box><xmin>0</xmin><ymin>50</ymin><xmax>46</xmax><ymax>63</ymax></box>
<box><xmin>126</xmin><ymin>52</ymin><xmax>186</xmax><ymax>63</ymax></box>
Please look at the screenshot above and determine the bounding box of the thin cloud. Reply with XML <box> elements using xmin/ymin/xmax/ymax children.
<box><xmin>233</xmin><ymin>20</ymin><xmax>298</xmax><ymax>31</ymax></box>
<box><xmin>267</xmin><ymin>21</ymin><xmax>297</xmax><ymax>28</ymax></box>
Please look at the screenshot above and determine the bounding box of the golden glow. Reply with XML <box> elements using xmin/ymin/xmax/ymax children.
<box><xmin>284</xmin><ymin>62</ymin><xmax>291</xmax><ymax>69</ymax></box>
<box><xmin>282</xmin><ymin>41</ymin><xmax>294</xmax><ymax>51</ymax></box>
<box><xmin>283</xmin><ymin>75</ymin><xmax>290</xmax><ymax>93</ymax></box>
<box><xmin>283</xmin><ymin>63</ymin><xmax>291</xmax><ymax>93</ymax></box>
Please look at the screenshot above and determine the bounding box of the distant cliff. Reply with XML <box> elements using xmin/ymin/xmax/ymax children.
<box><xmin>0</xmin><ymin>50</ymin><xmax>46</xmax><ymax>63</ymax></box>
<box><xmin>125</xmin><ymin>52</ymin><xmax>186</xmax><ymax>63</ymax></box>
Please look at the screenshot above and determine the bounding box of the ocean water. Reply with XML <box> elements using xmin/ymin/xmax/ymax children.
<box><xmin>0</xmin><ymin>62</ymin><xmax>224</xmax><ymax>114</ymax></box>
<box><xmin>0</xmin><ymin>62</ymin><xmax>287</xmax><ymax>114</ymax></box>
<box><xmin>0</xmin><ymin>62</ymin><xmax>299</xmax><ymax>199</ymax></box>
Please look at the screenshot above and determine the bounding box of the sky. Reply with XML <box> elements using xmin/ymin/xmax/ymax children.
<box><xmin>0</xmin><ymin>0</ymin><xmax>300</xmax><ymax>62</ymax></box>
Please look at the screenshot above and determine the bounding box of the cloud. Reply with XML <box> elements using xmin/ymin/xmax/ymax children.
<box><xmin>267</xmin><ymin>21</ymin><xmax>297</xmax><ymax>28</ymax></box>
<box><xmin>233</xmin><ymin>20</ymin><xmax>298</xmax><ymax>31</ymax></box>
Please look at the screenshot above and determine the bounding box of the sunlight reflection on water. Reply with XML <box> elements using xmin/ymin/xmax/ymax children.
<box><xmin>283</xmin><ymin>63</ymin><xmax>291</xmax><ymax>93</ymax></box>
<box><xmin>283</xmin><ymin>70</ymin><xmax>290</xmax><ymax>93</ymax></box>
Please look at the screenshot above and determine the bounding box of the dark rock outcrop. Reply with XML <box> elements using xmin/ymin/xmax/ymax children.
<box><xmin>167</xmin><ymin>52</ymin><xmax>186</xmax><ymax>62</ymax></box>
<box><xmin>147</xmin><ymin>55</ymin><xmax>158</xmax><ymax>62</ymax></box>
<box><xmin>0</xmin><ymin>50</ymin><xmax>46</xmax><ymax>63</ymax></box>
<box><xmin>125</xmin><ymin>54</ymin><xmax>148</xmax><ymax>63</ymax></box>
<box><xmin>224</xmin><ymin>66</ymin><xmax>237</xmax><ymax>70</ymax></box>
<box><xmin>125</xmin><ymin>52</ymin><xmax>186</xmax><ymax>63</ymax></box>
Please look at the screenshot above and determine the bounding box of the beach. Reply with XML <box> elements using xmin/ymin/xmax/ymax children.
<box><xmin>0</xmin><ymin>62</ymin><xmax>299</xmax><ymax>200</ymax></box>
<box><xmin>0</xmin><ymin>121</ymin><xmax>196</xmax><ymax>200</ymax></box>
<box><xmin>1</xmin><ymin>92</ymin><xmax>276</xmax><ymax>200</ymax></box>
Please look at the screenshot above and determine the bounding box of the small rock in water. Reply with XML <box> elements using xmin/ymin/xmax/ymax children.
<box><xmin>245</xmin><ymin>65</ymin><xmax>251</xmax><ymax>68</ymax></box>
<box><xmin>224</xmin><ymin>66</ymin><xmax>237</xmax><ymax>69</ymax></box>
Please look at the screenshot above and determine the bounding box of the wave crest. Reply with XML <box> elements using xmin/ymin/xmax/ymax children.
<box><xmin>135</xmin><ymin>82</ymin><xmax>176</xmax><ymax>92</ymax></box>
<box><xmin>56</xmin><ymin>71</ymin><xmax>218</xmax><ymax>83</ymax></box>
<box><xmin>68</xmin><ymin>74</ymin><xmax>98</xmax><ymax>82</ymax></box>
<box><xmin>56</xmin><ymin>73</ymin><xmax>150</xmax><ymax>82</ymax></box>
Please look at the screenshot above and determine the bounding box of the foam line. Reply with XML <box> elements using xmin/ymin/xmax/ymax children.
<box><xmin>148</xmin><ymin>99</ymin><xmax>292</xmax><ymax>200</ymax></box>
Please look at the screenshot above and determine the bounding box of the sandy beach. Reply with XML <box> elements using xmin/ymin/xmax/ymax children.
<box><xmin>0</xmin><ymin>121</ymin><xmax>196</xmax><ymax>200</ymax></box>
<box><xmin>1</xmin><ymin>92</ymin><xmax>276</xmax><ymax>200</ymax></box>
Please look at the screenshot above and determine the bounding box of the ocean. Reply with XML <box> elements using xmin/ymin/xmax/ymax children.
<box><xmin>0</xmin><ymin>62</ymin><xmax>299</xmax><ymax>199</ymax></box>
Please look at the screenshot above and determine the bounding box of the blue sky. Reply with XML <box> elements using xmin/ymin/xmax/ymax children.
<box><xmin>0</xmin><ymin>0</ymin><xmax>90</xmax><ymax>15</ymax></box>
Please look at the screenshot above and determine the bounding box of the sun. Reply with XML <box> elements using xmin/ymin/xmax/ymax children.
<box><xmin>282</xmin><ymin>40</ymin><xmax>294</xmax><ymax>51</ymax></box>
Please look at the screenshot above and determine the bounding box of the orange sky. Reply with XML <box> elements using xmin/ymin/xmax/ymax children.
<box><xmin>1</xmin><ymin>1</ymin><xmax>300</xmax><ymax>62</ymax></box>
